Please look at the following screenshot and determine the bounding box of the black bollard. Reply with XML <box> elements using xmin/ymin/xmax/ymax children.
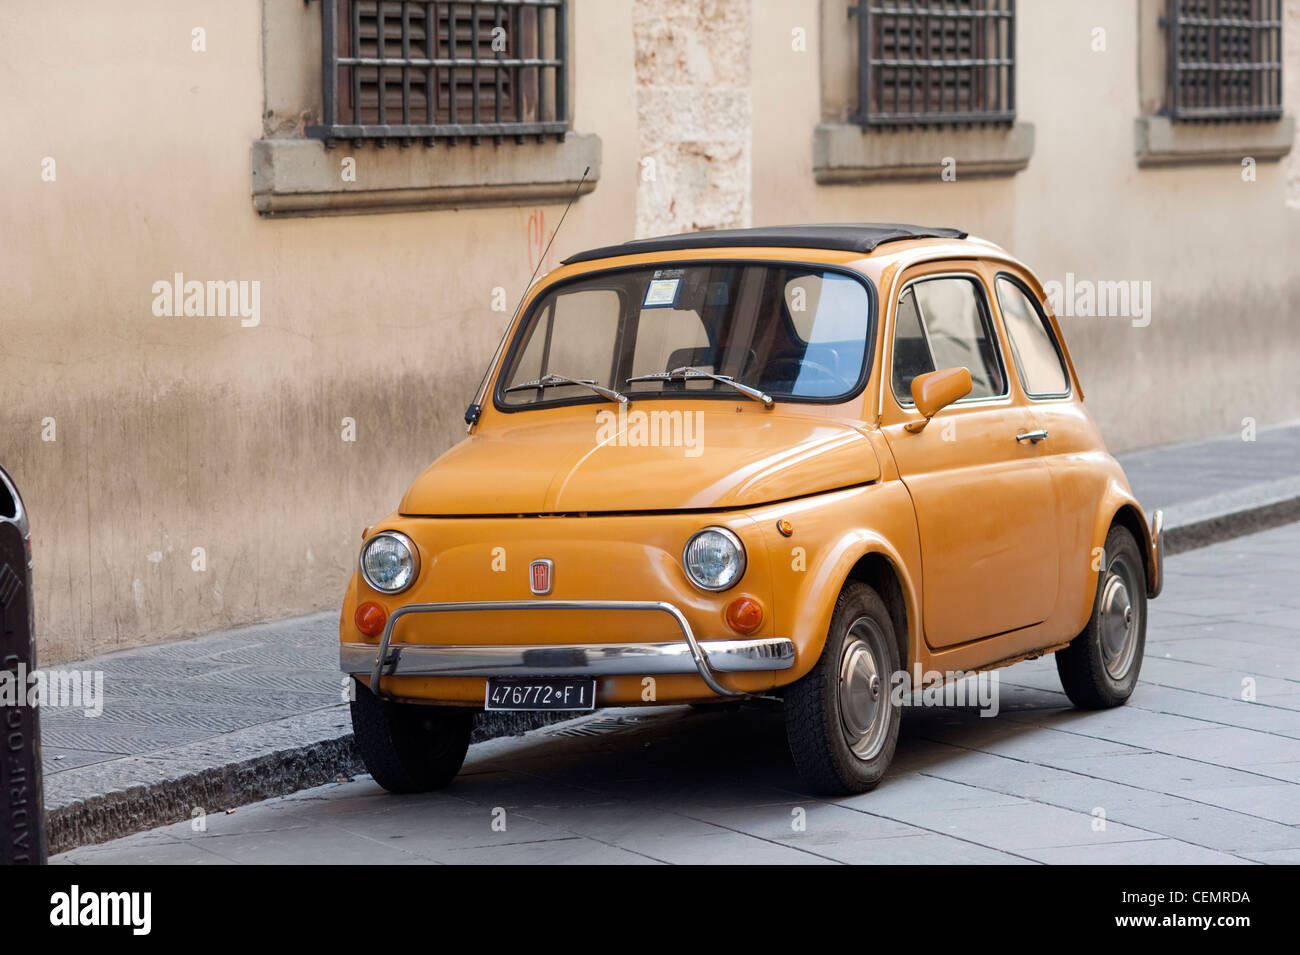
<box><xmin>0</xmin><ymin>465</ymin><xmax>46</xmax><ymax>865</ymax></box>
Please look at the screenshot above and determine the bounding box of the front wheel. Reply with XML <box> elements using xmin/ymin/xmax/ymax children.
<box><xmin>784</xmin><ymin>582</ymin><xmax>902</xmax><ymax>795</ymax></box>
<box><xmin>1055</xmin><ymin>525</ymin><xmax>1147</xmax><ymax>709</ymax></box>
<box><xmin>350</xmin><ymin>679</ymin><xmax>473</xmax><ymax>793</ymax></box>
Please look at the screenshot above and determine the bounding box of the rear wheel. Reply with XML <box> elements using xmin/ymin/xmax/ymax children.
<box><xmin>350</xmin><ymin>679</ymin><xmax>473</xmax><ymax>793</ymax></box>
<box><xmin>1055</xmin><ymin>525</ymin><xmax>1147</xmax><ymax>709</ymax></box>
<box><xmin>784</xmin><ymin>582</ymin><xmax>901</xmax><ymax>795</ymax></box>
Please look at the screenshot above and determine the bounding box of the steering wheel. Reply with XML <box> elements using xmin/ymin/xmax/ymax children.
<box><xmin>764</xmin><ymin>356</ymin><xmax>840</xmax><ymax>384</ymax></box>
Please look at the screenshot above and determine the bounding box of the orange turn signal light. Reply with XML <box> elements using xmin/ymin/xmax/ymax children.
<box><xmin>355</xmin><ymin>601</ymin><xmax>387</xmax><ymax>637</ymax></box>
<box><xmin>725</xmin><ymin>596</ymin><xmax>764</xmax><ymax>635</ymax></box>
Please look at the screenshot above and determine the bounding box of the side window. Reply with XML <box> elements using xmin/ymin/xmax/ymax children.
<box><xmin>890</xmin><ymin>287</ymin><xmax>934</xmax><ymax>400</ymax></box>
<box><xmin>995</xmin><ymin>277</ymin><xmax>1070</xmax><ymax>398</ymax></box>
<box><xmin>892</xmin><ymin>275</ymin><xmax>1006</xmax><ymax>405</ymax></box>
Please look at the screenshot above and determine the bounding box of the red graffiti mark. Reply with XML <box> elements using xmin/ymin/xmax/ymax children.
<box><xmin>526</xmin><ymin>208</ymin><xmax>557</xmax><ymax>274</ymax></box>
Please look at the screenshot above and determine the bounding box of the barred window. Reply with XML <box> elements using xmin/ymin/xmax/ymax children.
<box><xmin>853</xmin><ymin>0</ymin><xmax>1015</xmax><ymax>128</ymax></box>
<box><xmin>309</xmin><ymin>0</ymin><xmax>568</xmax><ymax>146</ymax></box>
<box><xmin>1163</xmin><ymin>0</ymin><xmax>1283</xmax><ymax>121</ymax></box>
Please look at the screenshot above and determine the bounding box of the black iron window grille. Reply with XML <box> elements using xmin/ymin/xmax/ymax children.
<box><xmin>308</xmin><ymin>0</ymin><xmax>568</xmax><ymax>146</ymax></box>
<box><xmin>852</xmin><ymin>0</ymin><xmax>1015</xmax><ymax>128</ymax></box>
<box><xmin>1163</xmin><ymin>0</ymin><xmax>1283</xmax><ymax>121</ymax></box>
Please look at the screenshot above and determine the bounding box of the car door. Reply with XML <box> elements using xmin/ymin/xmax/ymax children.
<box><xmin>880</xmin><ymin>264</ymin><xmax>1060</xmax><ymax>648</ymax></box>
<box><xmin>989</xmin><ymin>267</ymin><xmax>1096</xmax><ymax>597</ymax></box>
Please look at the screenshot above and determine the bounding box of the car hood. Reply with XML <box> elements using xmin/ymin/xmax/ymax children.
<box><xmin>399</xmin><ymin>406</ymin><xmax>880</xmax><ymax>515</ymax></box>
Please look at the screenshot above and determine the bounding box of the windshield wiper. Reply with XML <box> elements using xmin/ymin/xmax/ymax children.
<box><xmin>625</xmin><ymin>366</ymin><xmax>774</xmax><ymax>409</ymax></box>
<box><xmin>504</xmin><ymin>373</ymin><xmax>629</xmax><ymax>404</ymax></box>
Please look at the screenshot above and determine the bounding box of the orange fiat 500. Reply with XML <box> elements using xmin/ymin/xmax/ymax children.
<box><xmin>341</xmin><ymin>224</ymin><xmax>1163</xmax><ymax>796</ymax></box>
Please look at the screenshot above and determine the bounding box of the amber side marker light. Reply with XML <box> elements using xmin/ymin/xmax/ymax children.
<box><xmin>776</xmin><ymin>519</ymin><xmax>794</xmax><ymax>537</ymax></box>
<box><xmin>355</xmin><ymin>601</ymin><xmax>387</xmax><ymax>637</ymax></box>
<box><xmin>725</xmin><ymin>596</ymin><xmax>764</xmax><ymax>635</ymax></box>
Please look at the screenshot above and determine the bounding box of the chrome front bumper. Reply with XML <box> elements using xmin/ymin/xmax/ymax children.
<box><xmin>342</xmin><ymin>599</ymin><xmax>795</xmax><ymax>700</ymax></box>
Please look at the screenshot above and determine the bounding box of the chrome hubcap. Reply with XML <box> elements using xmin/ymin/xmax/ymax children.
<box><xmin>1099</xmin><ymin>554</ymin><xmax>1140</xmax><ymax>681</ymax></box>
<box><xmin>838</xmin><ymin>619</ymin><xmax>891</xmax><ymax>761</ymax></box>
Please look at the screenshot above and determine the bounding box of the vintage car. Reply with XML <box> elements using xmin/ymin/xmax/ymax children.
<box><xmin>341</xmin><ymin>223</ymin><xmax>1163</xmax><ymax>796</ymax></box>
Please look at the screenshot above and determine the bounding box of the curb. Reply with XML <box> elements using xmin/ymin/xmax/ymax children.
<box><xmin>50</xmin><ymin>732</ymin><xmax>362</xmax><ymax>856</ymax></box>
<box><xmin>1160</xmin><ymin>476</ymin><xmax>1300</xmax><ymax>555</ymax></box>
<box><xmin>44</xmin><ymin>484</ymin><xmax>1300</xmax><ymax>856</ymax></box>
<box><xmin>45</xmin><ymin>705</ymin><xmax>573</xmax><ymax>855</ymax></box>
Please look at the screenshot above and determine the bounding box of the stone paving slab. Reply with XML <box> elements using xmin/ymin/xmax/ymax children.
<box><xmin>38</xmin><ymin>421</ymin><xmax>1300</xmax><ymax>856</ymax></box>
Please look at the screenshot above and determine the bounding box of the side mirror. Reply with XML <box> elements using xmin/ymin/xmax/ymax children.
<box><xmin>905</xmin><ymin>367</ymin><xmax>972</xmax><ymax>433</ymax></box>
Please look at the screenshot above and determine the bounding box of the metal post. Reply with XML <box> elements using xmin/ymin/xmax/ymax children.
<box><xmin>0</xmin><ymin>466</ymin><xmax>45</xmax><ymax>865</ymax></box>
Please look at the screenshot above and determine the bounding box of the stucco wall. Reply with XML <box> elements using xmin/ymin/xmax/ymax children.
<box><xmin>4</xmin><ymin>0</ymin><xmax>1298</xmax><ymax>662</ymax></box>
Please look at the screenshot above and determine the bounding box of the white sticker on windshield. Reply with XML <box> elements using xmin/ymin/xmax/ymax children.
<box><xmin>643</xmin><ymin>278</ymin><xmax>681</xmax><ymax>308</ymax></box>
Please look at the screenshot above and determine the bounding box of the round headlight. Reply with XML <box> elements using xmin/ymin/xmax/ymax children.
<box><xmin>682</xmin><ymin>527</ymin><xmax>746</xmax><ymax>592</ymax></box>
<box><xmin>359</xmin><ymin>531</ymin><xmax>419</xmax><ymax>594</ymax></box>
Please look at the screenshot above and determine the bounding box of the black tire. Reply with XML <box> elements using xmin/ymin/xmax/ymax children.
<box><xmin>1056</xmin><ymin>525</ymin><xmax>1147</xmax><ymax>709</ymax></box>
<box><xmin>350</xmin><ymin>679</ymin><xmax>473</xmax><ymax>793</ymax></box>
<box><xmin>784</xmin><ymin>581</ymin><xmax>901</xmax><ymax>796</ymax></box>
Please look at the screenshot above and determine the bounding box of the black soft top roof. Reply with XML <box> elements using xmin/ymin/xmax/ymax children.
<box><xmin>561</xmin><ymin>223</ymin><xmax>968</xmax><ymax>265</ymax></box>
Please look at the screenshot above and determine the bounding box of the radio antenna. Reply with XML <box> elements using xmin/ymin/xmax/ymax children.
<box><xmin>465</xmin><ymin>165</ymin><xmax>592</xmax><ymax>432</ymax></box>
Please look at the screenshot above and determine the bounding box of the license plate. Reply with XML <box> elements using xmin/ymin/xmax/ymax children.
<box><xmin>485</xmin><ymin>677</ymin><xmax>597</xmax><ymax>712</ymax></box>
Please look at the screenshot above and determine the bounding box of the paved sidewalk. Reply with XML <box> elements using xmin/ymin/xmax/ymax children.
<box><xmin>1122</xmin><ymin>418</ymin><xmax>1300</xmax><ymax>553</ymax></box>
<box><xmin>53</xmin><ymin>520</ymin><xmax>1300</xmax><ymax>864</ymax></box>
<box><xmin>37</xmin><ymin>420</ymin><xmax>1300</xmax><ymax>852</ymax></box>
<box><xmin>1121</xmin><ymin>418</ymin><xmax>1300</xmax><ymax>512</ymax></box>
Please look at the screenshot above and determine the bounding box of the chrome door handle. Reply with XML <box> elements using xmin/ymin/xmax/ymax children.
<box><xmin>1015</xmin><ymin>429</ymin><xmax>1049</xmax><ymax>443</ymax></box>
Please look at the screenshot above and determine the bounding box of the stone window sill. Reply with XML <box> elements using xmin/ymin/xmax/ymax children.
<box><xmin>1134</xmin><ymin>115</ymin><xmax>1295</xmax><ymax>168</ymax></box>
<box><xmin>813</xmin><ymin>122</ymin><xmax>1035</xmax><ymax>184</ymax></box>
<box><xmin>251</xmin><ymin>133</ymin><xmax>601</xmax><ymax>218</ymax></box>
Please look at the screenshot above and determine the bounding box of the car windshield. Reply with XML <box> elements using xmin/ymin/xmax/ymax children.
<box><xmin>496</xmin><ymin>263</ymin><xmax>874</xmax><ymax>408</ymax></box>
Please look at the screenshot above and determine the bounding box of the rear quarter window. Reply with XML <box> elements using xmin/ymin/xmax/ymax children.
<box><xmin>995</xmin><ymin>276</ymin><xmax>1070</xmax><ymax>398</ymax></box>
